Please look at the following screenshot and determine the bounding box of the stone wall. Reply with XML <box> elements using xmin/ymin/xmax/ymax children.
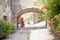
<box><xmin>0</xmin><ymin>0</ymin><xmax>22</xmax><ymax>30</ymax></box>
<box><xmin>0</xmin><ymin>0</ymin><xmax>22</xmax><ymax>26</ymax></box>
<box><xmin>11</xmin><ymin>0</ymin><xmax>22</xmax><ymax>27</ymax></box>
<box><xmin>0</xmin><ymin>0</ymin><xmax>12</xmax><ymax>22</ymax></box>
<box><xmin>0</xmin><ymin>0</ymin><xmax>7</xmax><ymax>20</ymax></box>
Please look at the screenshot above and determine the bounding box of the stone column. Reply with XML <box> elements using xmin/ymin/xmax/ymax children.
<box><xmin>11</xmin><ymin>0</ymin><xmax>22</xmax><ymax>29</ymax></box>
<box><xmin>33</xmin><ymin>12</ymin><xmax>40</xmax><ymax>24</ymax></box>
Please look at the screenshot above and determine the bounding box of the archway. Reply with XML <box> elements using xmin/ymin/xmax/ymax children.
<box><xmin>18</xmin><ymin>8</ymin><xmax>43</xmax><ymax>17</ymax></box>
<box><xmin>17</xmin><ymin>8</ymin><xmax>43</xmax><ymax>29</ymax></box>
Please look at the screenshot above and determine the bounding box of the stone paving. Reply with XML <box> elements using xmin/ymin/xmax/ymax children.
<box><xmin>29</xmin><ymin>28</ymin><xmax>54</xmax><ymax>40</ymax></box>
<box><xmin>4</xmin><ymin>28</ymin><xmax>54</xmax><ymax>40</ymax></box>
<box><xmin>4</xmin><ymin>21</ymin><xmax>54</xmax><ymax>40</ymax></box>
<box><xmin>4</xmin><ymin>30</ymin><xmax>30</xmax><ymax>40</ymax></box>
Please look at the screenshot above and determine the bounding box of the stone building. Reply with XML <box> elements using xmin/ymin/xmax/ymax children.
<box><xmin>0</xmin><ymin>0</ymin><xmax>42</xmax><ymax>29</ymax></box>
<box><xmin>0</xmin><ymin>0</ymin><xmax>22</xmax><ymax>26</ymax></box>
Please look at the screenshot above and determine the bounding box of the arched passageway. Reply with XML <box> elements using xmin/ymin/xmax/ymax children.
<box><xmin>18</xmin><ymin>8</ymin><xmax>43</xmax><ymax>17</ymax></box>
<box><xmin>17</xmin><ymin>8</ymin><xmax>43</xmax><ymax>29</ymax></box>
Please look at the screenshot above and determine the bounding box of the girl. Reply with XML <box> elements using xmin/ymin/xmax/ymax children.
<box><xmin>20</xmin><ymin>17</ymin><xmax>25</xmax><ymax>32</ymax></box>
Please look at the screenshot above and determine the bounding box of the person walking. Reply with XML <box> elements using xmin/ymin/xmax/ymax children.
<box><xmin>20</xmin><ymin>17</ymin><xmax>25</xmax><ymax>33</ymax></box>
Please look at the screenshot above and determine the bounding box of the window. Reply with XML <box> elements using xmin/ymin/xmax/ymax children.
<box><xmin>3</xmin><ymin>16</ymin><xmax>8</xmax><ymax>21</ymax></box>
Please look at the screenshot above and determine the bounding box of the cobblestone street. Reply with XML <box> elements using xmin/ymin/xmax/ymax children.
<box><xmin>4</xmin><ymin>30</ymin><xmax>30</xmax><ymax>40</ymax></box>
<box><xmin>4</xmin><ymin>28</ymin><xmax>54</xmax><ymax>40</ymax></box>
<box><xmin>4</xmin><ymin>21</ymin><xmax>54</xmax><ymax>40</ymax></box>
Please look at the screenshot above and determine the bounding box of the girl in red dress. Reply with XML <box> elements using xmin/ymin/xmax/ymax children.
<box><xmin>20</xmin><ymin>17</ymin><xmax>25</xmax><ymax>32</ymax></box>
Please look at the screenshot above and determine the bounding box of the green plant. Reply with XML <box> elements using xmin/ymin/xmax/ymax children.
<box><xmin>55</xmin><ymin>23</ymin><xmax>60</xmax><ymax>32</ymax></box>
<box><xmin>41</xmin><ymin>0</ymin><xmax>60</xmax><ymax>33</ymax></box>
<box><xmin>51</xmin><ymin>14</ymin><xmax>60</xmax><ymax>33</ymax></box>
<box><xmin>41</xmin><ymin>13</ymin><xmax>48</xmax><ymax>20</ymax></box>
<box><xmin>0</xmin><ymin>20</ymin><xmax>15</xmax><ymax>38</ymax></box>
<box><xmin>27</xmin><ymin>21</ymin><xmax>30</xmax><ymax>25</ymax></box>
<box><xmin>42</xmin><ymin>0</ymin><xmax>60</xmax><ymax>19</ymax></box>
<box><xmin>36</xmin><ymin>0</ymin><xmax>60</xmax><ymax>34</ymax></box>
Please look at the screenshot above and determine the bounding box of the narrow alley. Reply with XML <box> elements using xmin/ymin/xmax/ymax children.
<box><xmin>4</xmin><ymin>21</ymin><xmax>54</xmax><ymax>40</ymax></box>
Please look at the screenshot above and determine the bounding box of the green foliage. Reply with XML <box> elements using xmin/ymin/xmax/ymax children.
<box><xmin>36</xmin><ymin>0</ymin><xmax>60</xmax><ymax>33</ymax></box>
<box><xmin>0</xmin><ymin>20</ymin><xmax>15</xmax><ymax>38</ymax></box>
<box><xmin>27</xmin><ymin>21</ymin><xmax>30</xmax><ymax>25</ymax></box>
<box><xmin>36</xmin><ymin>0</ymin><xmax>60</xmax><ymax>19</ymax></box>
<box><xmin>34</xmin><ymin>0</ymin><xmax>43</xmax><ymax>6</ymax></box>
<box><xmin>51</xmin><ymin>14</ymin><xmax>60</xmax><ymax>32</ymax></box>
<box><xmin>55</xmin><ymin>23</ymin><xmax>60</xmax><ymax>32</ymax></box>
<box><xmin>39</xmin><ymin>13</ymin><xmax>48</xmax><ymax>20</ymax></box>
<box><xmin>39</xmin><ymin>0</ymin><xmax>60</xmax><ymax>32</ymax></box>
<box><xmin>42</xmin><ymin>0</ymin><xmax>60</xmax><ymax>19</ymax></box>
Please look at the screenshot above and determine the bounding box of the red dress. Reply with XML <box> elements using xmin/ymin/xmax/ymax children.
<box><xmin>20</xmin><ymin>20</ymin><xmax>24</xmax><ymax>28</ymax></box>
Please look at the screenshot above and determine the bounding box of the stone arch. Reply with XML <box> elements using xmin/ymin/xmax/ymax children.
<box><xmin>17</xmin><ymin>8</ymin><xmax>43</xmax><ymax>17</ymax></box>
<box><xmin>17</xmin><ymin>8</ymin><xmax>43</xmax><ymax>29</ymax></box>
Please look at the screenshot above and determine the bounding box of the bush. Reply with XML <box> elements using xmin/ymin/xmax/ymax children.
<box><xmin>0</xmin><ymin>20</ymin><xmax>15</xmax><ymax>38</ymax></box>
<box><xmin>51</xmin><ymin>14</ymin><xmax>60</xmax><ymax>33</ymax></box>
